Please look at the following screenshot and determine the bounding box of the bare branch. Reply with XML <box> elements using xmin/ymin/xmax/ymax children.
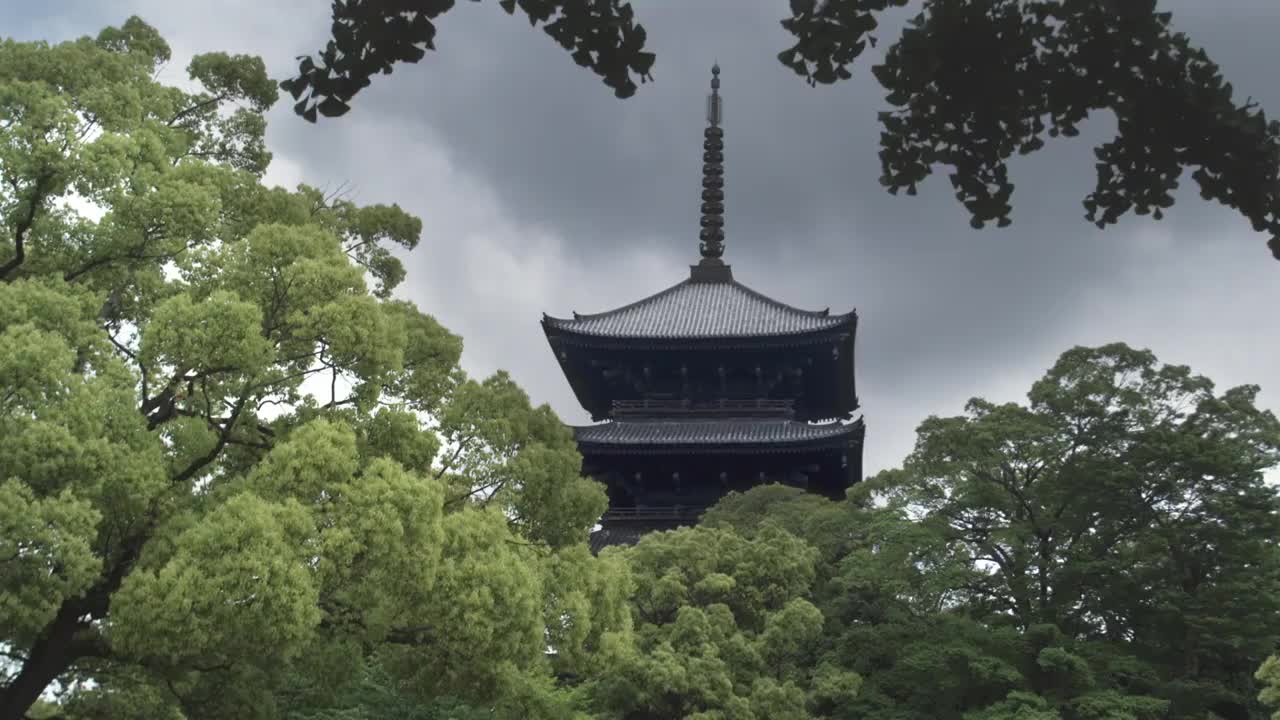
<box><xmin>167</xmin><ymin>93</ymin><xmax>229</xmax><ymax>126</ymax></box>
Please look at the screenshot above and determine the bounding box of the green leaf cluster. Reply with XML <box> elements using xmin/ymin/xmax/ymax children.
<box><xmin>584</xmin><ymin>525</ymin><xmax>856</xmax><ymax>720</ymax></box>
<box><xmin>0</xmin><ymin>19</ymin><xmax>622</xmax><ymax>720</ymax></box>
<box><xmin>680</xmin><ymin>343</ymin><xmax>1280</xmax><ymax>720</ymax></box>
<box><xmin>287</xmin><ymin>1</ymin><xmax>1280</xmax><ymax>258</ymax></box>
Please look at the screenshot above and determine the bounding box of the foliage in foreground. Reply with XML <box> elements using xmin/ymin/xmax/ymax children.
<box><xmin>697</xmin><ymin>343</ymin><xmax>1280</xmax><ymax>720</ymax></box>
<box><xmin>286</xmin><ymin>0</ymin><xmax>1280</xmax><ymax>259</ymax></box>
<box><xmin>0</xmin><ymin>19</ymin><xmax>625</xmax><ymax>720</ymax></box>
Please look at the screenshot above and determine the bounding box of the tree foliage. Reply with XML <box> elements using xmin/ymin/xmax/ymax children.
<box><xmin>681</xmin><ymin>342</ymin><xmax>1280</xmax><ymax>720</ymax></box>
<box><xmin>1259</xmin><ymin>655</ymin><xmax>1280</xmax><ymax>720</ymax></box>
<box><xmin>585</xmin><ymin>525</ymin><xmax>862</xmax><ymax>720</ymax></box>
<box><xmin>0</xmin><ymin>19</ymin><xmax>625</xmax><ymax>720</ymax></box>
<box><xmin>285</xmin><ymin>0</ymin><xmax>1280</xmax><ymax>259</ymax></box>
<box><xmin>863</xmin><ymin>343</ymin><xmax>1280</xmax><ymax>720</ymax></box>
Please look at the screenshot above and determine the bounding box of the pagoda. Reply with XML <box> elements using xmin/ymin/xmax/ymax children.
<box><xmin>541</xmin><ymin>65</ymin><xmax>865</xmax><ymax>552</ymax></box>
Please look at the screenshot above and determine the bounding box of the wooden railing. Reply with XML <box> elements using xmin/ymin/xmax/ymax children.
<box><xmin>611</xmin><ymin>397</ymin><xmax>795</xmax><ymax>418</ymax></box>
<box><xmin>601</xmin><ymin>505</ymin><xmax>707</xmax><ymax>522</ymax></box>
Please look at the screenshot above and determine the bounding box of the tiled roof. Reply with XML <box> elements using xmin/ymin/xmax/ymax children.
<box><xmin>544</xmin><ymin>277</ymin><xmax>853</xmax><ymax>339</ymax></box>
<box><xmin>575</xmin><ymin>419</ymin><xmax>858</xmax><ymax>447</ymax></box>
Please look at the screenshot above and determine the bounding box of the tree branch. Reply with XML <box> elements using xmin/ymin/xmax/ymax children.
<box><xmin>167</xmin><ymin>94</ymin><xmax>229</xmax><ymax>126</ymax></box>
<box><xmin>434</xmin><ymin>432</ymin><xmax>476</xmax><ymax>481</ymax></box>
<box><xmin>63</xmin><ymin>226</ymin><xmax>183</xmax><ymax>283</ymax></box>
<box><xmin>442</xmin><ymin>479</ymin><xmax>501</xmax><ymax>510</ymax></box>
<box><xmin>384</xmin><ymin>624</ymin><xmax>434</xmax><ymax>646</ymax></box>
<box><xmin>171</xmin><ymin>382</ymin><xmax>254</xmax><ymax>484</ymax></box>
<box><xmin>0</xmin><ymin>174</ymin><xmax>55</xmax><ymax>281</ymax></box>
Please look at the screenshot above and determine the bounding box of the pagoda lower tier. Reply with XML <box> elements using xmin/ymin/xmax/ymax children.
<box><xmin>578</xmin><ymin>417</ymin><xmax>865</xmax><ymax>552</ymax></box>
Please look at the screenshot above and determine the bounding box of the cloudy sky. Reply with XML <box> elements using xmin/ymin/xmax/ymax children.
<box><xmin>10</xmin><ymin>1</ymin><xmax>1280</xmax><ymax>477</ymax></box>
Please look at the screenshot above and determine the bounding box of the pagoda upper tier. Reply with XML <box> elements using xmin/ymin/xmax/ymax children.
<box><xmin>542</xmin><ymin>263</ymin><xmax>859</xmax><ymax>422</ymax></box>
<box><xmin>543</xmin><ymin>269</ymin><xmax>854</xmax><ymax>340</ymax></box>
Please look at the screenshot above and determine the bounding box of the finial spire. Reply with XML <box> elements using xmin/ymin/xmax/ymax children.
<box><xmin>699</xmin><ymin>63</ymin><xmax>725</xmax><ymax>262</ymax></box>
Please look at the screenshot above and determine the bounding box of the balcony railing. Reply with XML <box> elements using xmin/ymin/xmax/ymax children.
<box><xmin>611</xmin><ymin>397</ymin><xmax>795</xmax><ymax>418</ymax></box>
<box><xmin>601</xmin><ymin>505</ymin><xmax>707</xmax><ymax>522</ymax></box>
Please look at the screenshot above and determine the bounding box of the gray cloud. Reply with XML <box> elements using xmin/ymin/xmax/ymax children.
<box><xmin>7</xmin><ymin>1</ymin><xmax>1280</xmax><ymax>478</ymax></box>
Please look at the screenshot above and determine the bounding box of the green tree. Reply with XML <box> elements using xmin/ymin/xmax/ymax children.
<box><xmin>1259</xmin><ymin>655</ymin><xmax>1280</xmax><ymax>720</ymax></box>
<box><xmin>584</xmin><ymin>525</ymin><xmax>861</xmax><ymax>720</ymax></box>
<box><xmin>705</xmin><ymin>485</ymin><xmax>1033</xmax><ymax>720</ymax></box>
<box><xmin>0</xmin><ymin>19</ymin><xmax>625</xmax><ymax>720</ymax></box>
<box><xmin>701</xmin><ymin>340</ymin><xmax>1280</xmax><ymax>720</ymax></box>
<box><xmin>869</xmin><ymin>343</ymin><xmax>1280</xmax><ymax>719</ymax></box>
<box><xmin>284</xmin><ymin>0</ymin><xmax>1280</xmax><ymax>259</ymax></box>
<box><xmin>556</xmin><ymin>341</ymin><xmax>1279</xmax><ymax>720</ymax></box>
<box><xmin>281</xmin><ymin>657</ymin><xmax>496</xmax><ymax>720</ymax></box>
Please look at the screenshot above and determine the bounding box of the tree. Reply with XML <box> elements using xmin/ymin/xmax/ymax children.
<box><xmin>584</xmin><ymin>525</ymin><xmax>862</xmax><ymax>720</ymax></box>
<box><xmin>280</xmin><ymin>657</ymin><xmax>497</xmax><ymax>720</ymax></box>
<box><xmin>284</xmin><ymin>0</ymin><xmax>1280</xmax><ymax>259</ymax></box>
<box><xmin>1259</xmin><ymin>655</ymin><xmax>1280</xmax><ymax>720</ymax></box>
<box><xmin>694</xmin><ymin>343</ymin><xmax>1280</xmax><ymax>720</ymax></box>
<box><xmin>700</xmin><ymin>485</ymin><xmax>1269</xmax><ymax>717</ymax></box>
<box><xmin>0</xmin><ymin>19</ymin><xmax>627</xmax><ymax>720</ymax></box>
<box><xmin>703</xmin><ymin>485</ymin><xmax>1040</xmax><ymax>720</ymax></box>
<box><xmin>869</xmin><ymin>343</ymin><xmax>1280</xmax><ymax>719</ymax></box>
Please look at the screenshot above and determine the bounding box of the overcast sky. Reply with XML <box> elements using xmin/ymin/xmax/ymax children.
<box><xmin>10</xmin><ymin>1</ymin><xmax>1280</xmax><ymax>478</ymax></box>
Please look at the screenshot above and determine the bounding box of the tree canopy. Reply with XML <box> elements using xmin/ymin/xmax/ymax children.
<box><xmin>0</xmin><ymin>18</ymin><xmax>627</xmax><ymax>720</ymax></box>
<box><xmin>284</xmin><ymin>0</ymin><xmax>1280</xmax><ymax>260</ymax></box>
<box><xmin>695</xmin><ymin>342</ymin><xmax>1280</xmax><ymax>720</ymax></box>
<box><xmin>864</xmin><ymin>343</ymin><xmax>1280</xmax><ymax>719</ymax></box>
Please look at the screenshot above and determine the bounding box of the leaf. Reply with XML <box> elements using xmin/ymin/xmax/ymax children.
<box><xmin>317</xmin><ymin>95</ymin><xmax>350</xmax><ymax>118</ymax></box>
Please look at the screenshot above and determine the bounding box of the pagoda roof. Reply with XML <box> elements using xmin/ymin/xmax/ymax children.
<box><xmin>574</xmin><ymin>417</ymin><xmax>861</xmax><ymax>452</ymax></box>
<box><xmin>543</xmin><ymin>276</ymin><xmax>855</xmax><ymax>341</ymax></box>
